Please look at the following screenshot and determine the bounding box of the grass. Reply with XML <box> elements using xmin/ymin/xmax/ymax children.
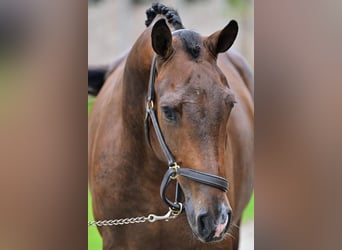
<box><xmin>88</xmin><ymin>97</ymin><xmax>253</xmax><ymax>249</ymax></box>
<box><xmin>88</xmin><ymin>190</ymin><xmax>102</xmax><ymax>250</ymax></box>
<box><xmin>88</xmin><ymin>97</ymin><xmax>102</xmax><ymax>249</ymax></box>
<box><xmin>88</xmin><ymin>96</ymin><xmax>95</xmax><ymax>113</ymax></box>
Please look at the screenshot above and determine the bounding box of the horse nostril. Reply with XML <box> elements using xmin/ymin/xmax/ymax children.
<box><xmin>227</xmin><ymin>209</ymin><xmax>232</xmax><ymax>227</ymax></box>
<box><xmin>197</xmin><ymin>210</ymin><xmax>211</xmax><ymax>239</ymax></box>
<box><xmin>220</xmin><ymin>206</ymin><xmax>231</xmax><ymax>228</ymax></box>
<box><xmin>219</xmin><ymin>211</ymin><xmax>227</xmax><ymax>224</ymax></box>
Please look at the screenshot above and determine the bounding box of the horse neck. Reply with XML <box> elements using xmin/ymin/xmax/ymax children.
<box><xmin>121</xmin><ymin>28</ymin><xmax>153</xmax><ymax>128</ymax></box>
<box><xmin>120</xmin><ymin>17</ymin><xmax>178</xmax><ymax>121</ymax></box>
<box><xmin>120</xmin><ymin>25</ymin><xmax>174</xmax><ymax>175</ymax></box>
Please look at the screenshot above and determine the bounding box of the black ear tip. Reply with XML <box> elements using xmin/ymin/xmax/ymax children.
<box><xmin>154</xmin><ymin>18</ymin><xmax>168</xmax><ymax>28</ymax></box>
<box><xmin>152</xmin><ymin>18</ymin><xmax>170</xmax><ymax>36</ymax></box>
<box><xmin>228</xmin><ymin>20</ymin><xmax>238</xmax><ymax>30</ymax></box>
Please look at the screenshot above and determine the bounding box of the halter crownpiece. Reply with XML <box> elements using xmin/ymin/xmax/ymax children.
<box><xmin>144</xmin><ymin>53</ymin><xmax>229</xmax><ymax>213</ymax></box>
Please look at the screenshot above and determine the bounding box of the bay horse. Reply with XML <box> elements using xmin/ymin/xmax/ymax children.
<box><xmin>89</xmin><ymin>3</ymin><xmax>253</xmax><ymax>250</ymax></box>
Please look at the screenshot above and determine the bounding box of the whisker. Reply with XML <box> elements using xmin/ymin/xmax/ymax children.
<box><xmin>225</xmin><ymin>232</ymin><xmax>236</xmax><ymax>240</ymax></box>
<box><xmin>223</xmin><ymin>222</ymin><xmax>239</xmax><ymax>240</ymax></box>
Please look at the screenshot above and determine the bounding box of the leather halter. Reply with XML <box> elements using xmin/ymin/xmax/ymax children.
<box><xmin>144</xmin><ymin>54</ymin><xmax>229</xmax><ymax>212</ymax></box>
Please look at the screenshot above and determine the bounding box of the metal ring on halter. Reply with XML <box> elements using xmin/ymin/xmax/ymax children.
<box><xmin>169</xmin><ymin>162</ymin><xmax>180</xmax><ymax>180</ymax></box>
<box><xmin>170</xmin><ymin>202</ymin><xmax>183</xmax><ymax>216</ymax></box>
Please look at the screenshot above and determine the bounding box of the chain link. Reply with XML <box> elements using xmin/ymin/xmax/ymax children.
<box><xmin>88</xmin><ymin>205</ymin><xmax>182</xmax><ymax>227</ymax></box>
<box><xmin>88</xmin><ymin>216</ymin><xmax>149</xmax><ymax>227</ymax></box>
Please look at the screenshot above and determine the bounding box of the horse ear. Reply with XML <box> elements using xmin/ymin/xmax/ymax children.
<box><xmin>207</xmin><ymin>20</ymin><xmax>238</xmax><ymax>56</ymax></box>
<box><xmin>151</xmin><ymin>19</ymin><xmax>172</xmax><ymax>58</ymax></box>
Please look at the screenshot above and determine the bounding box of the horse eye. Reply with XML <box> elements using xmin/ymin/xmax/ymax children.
<box><xmin>225</xmin><ymin>94</ymin><xmax>237</xmax><ymax>109</ymax></box>
<box><xmin>161</xmin><ymin>106</ymin><xmax>178</xmax><ymax>122</ymax></box>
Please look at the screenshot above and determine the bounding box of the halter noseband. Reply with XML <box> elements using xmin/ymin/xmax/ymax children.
<box><xmin>144</xmin><ymin>54</ymin><xmax>229</xmax><ymax>213</ymax></box>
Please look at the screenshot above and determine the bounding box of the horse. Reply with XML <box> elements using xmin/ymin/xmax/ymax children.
<box><xmin>89</xmin><ymin>3</ymin><xmax>253</xmax><ymax>250</ymax></box>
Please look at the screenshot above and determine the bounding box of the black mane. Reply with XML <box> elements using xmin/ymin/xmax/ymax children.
<box><xmin>145</xmin><ymin>3</ymin><xmax>184</xmax><ymax>30</ymax></box>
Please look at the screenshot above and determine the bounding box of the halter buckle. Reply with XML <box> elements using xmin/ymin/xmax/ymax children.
<box><xmin>146</xmin><ymin>100</ymin><xmax>154</xmax><ymax>110</ymax></box>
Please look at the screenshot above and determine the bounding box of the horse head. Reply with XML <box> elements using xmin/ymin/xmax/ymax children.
<box><xmin>149</xmin><ymin>18</ymin><xmax>238</xmax><ymax>242</ymax></box>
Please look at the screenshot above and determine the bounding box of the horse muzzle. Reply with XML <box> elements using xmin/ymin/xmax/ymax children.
<box><xmin>185</xmin><ymin>200</ymin><xmax>232</xmax><ymax>243</ymax></box>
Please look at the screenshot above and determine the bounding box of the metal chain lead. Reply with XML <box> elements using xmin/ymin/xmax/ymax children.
<box><xmin>88</xmin><ymin>216</ymin><xmax>149</xmax><ymax>227</ymax></box>
<box><xmin>88</xmin><ymin>205</ymin><xmax>182</xmax><ymax>227</ymax></box>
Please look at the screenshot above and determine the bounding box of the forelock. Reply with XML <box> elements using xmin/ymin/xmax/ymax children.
<box><xmin>173</xmin><ymin>30</ymin><xmax>202</xmax><ymax>59</ymax></box>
